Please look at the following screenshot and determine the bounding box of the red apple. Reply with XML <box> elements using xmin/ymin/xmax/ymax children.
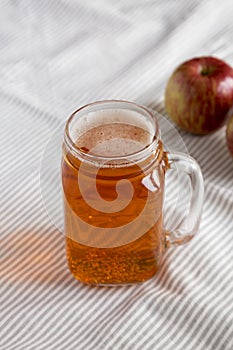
<box><xmin>226</xmin><ymin>114</ymin><xmax>233</xmax><ymax>156</ymax></box>
<box><xmin>165</xmin><ymin>56</ymin><xmax>233</xmax><ymax>134</ymax></box>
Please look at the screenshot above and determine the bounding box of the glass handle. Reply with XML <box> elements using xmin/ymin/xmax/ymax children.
<box><xmin>165</xmin><ymin>152</ymin><xmax>204</xmax><ymax>245</ymax></box>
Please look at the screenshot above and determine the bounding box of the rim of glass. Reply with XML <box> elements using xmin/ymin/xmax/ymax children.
<box><xmin>64</xmin><ymin>100</ymin><xmax>160</xmax><ymax>162</ymax></box>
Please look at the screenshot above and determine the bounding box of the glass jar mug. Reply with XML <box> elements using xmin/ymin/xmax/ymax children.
<box><xmin>62</xmin><ymin>100</ymin><xmax>204</xmax><ymax>285</ymax></box>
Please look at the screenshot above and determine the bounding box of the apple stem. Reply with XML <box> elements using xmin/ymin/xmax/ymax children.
<box><xmin>201</xmin><ymin>66</ymin><xmax>216</xmax><ymax>76</ymax></box>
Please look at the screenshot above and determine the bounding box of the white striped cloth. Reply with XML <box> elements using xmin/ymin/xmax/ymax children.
<box><xmin>1</xmin><ymin>1</ymin><xmax>233</xmax><ymax>349</ymax></box>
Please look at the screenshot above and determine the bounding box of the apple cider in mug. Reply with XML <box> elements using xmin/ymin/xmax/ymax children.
<box><xmin>62</xmin><ymin>111</ymin><xmax>167</xmax><ymax>284</ymax></box>
<box><xmin>62</xmin><ymin>101</ymin><xmax>204</xmax><ymax>285</ymax></box>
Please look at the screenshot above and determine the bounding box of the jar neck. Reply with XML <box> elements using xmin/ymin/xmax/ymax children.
<box><xmin>63</xmin><ymin>100</ymin><xmax>162</xmax><ymax>171</ymax></box>
<box><xmin>63</xmin><ymin>139</ymin><xmax>164</xmax><ymax>177</ymax></box>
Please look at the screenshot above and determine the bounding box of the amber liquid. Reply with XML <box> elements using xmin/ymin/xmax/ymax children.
<box><xmin>62</xmin><ymin>123</ymin><xmax>166</xmax><ymax>284</ymax></box>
